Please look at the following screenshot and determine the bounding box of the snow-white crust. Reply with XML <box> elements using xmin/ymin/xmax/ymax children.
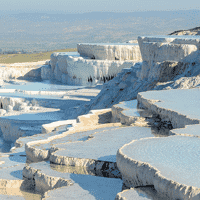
<box><xmin>48</xmin><ymin>51</ymin><xmax>138</xmax><ymax>85</ymax></box>
<box><xmin>137</xmin><ymin>88</ymin><xmax>200</xmax><ymax>128</ymax></box>
<box><xmin>138</xmin><ymin>36</ymin><xmax>200</xmax><ymax>65</ymax></box>
<box><xmin>117</xmin><ymin>136</ymin><xmax>200</xmax><ymax>200</ymax></box>
<box><xmin>77</xmin><ymin>43</ymin><xmax>142</xmax><ymax>61</ymax></box>
<box><xmin>111</xmin><ymin>100</ymin><xmax>147</xmax><ymax>126</ymax></box>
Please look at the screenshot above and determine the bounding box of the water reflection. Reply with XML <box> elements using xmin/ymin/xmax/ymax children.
<box><xmin>2</xmin><ymin>80</ymin><xmax>85</xmax><ymax>91</ymax></box>
<box><xmin>50</xmin><ymin>161</ymin><xmax>121</xmax><ymax>179</ymax></box>
<box><xmin>125</xmin><ymin>186</ymin><xmax>171</xmax><ymax>200</ymax></box>
<box><xmin>0</xmin><ymin>187</ymin><xmax>41</xmax><ymax>200</ymax></box>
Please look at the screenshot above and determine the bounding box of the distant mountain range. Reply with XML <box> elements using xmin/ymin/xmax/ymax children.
<box><xmin>0</xmin><ymin>10</ymin><xmax>200</xmax><ymax>53</ymax></box>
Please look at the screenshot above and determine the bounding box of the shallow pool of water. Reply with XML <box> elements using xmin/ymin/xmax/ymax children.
<box><xmin>1</xmin><ymin>80</ymin><xmax>85</xmax><ymax>91</ymax></box>
<box><xmin>140</xmin><ymin>88</ymin><xmax>200</xmax><ymax>120</ymax></box>
<box><xmin>122</xmin><ymin>136</ymin><xmax>200</xmax><ymax>188</ymax></box>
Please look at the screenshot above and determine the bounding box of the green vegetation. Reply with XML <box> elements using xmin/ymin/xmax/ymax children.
<box><xmin>0</xmin><ymin>48</ymin><xmax>77</xmax><ymax>64</ymax></box>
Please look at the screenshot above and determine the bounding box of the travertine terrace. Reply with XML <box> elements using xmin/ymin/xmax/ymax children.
<box><xmin>0</xmin><ymin>33</ymin><xmax>200</xmax><ymax>199</ymax></box>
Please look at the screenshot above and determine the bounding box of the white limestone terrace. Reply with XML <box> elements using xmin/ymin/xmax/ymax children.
<box><xmin>115</xmin><ymin>186</ymin><xmax>170</xmax><ymax>200</ymax></box>
<box><xmin>138</xmin><ymin>35</ymin><xmax>200</xmax><ymax>65</ymax></box>
<box><xmin>81</xmin><ymin>50</ymin><xmax>200</xmax><ymax>113</ymax></box>
<box><xmin>0</xmin><ymin>108</ymin><xmax>122</xmax><ymax>199</ymax></box>
<box><xmin>0</xmin><ymin>148</ymin><xmax>42</xmax><ymax>199</ymax></box>
<box><xmin>111</xmin><ymin>99</ymin><xmax>151</xmax><ymax>126</ymax></box>
<box><xmin>20</xmin><ymin>107</ymin><xmax>157</xmax><ymax>199</ymax></box>
<box><xmin>23</xmin><ymin>161</ymin><xmax>123</xmax><ymax>200</ymax></box>
<box><xmin>170</xmin><ymin>124</ymin><xmax>200</xmax><ymax>137</ymax></box>
<box><xmin>117</xmin><ymin>135</ymin><xmax>200</xmax><ymax>200</ymax></box>
<box><xmin>0</xmin><ymin>80</ymin><xmax>102</xmax><ymax>199</ymax></box>
<box><xmin>49</xmin><ymin>126</ymin><xmax>153</xmax><ymax>170</ymax></box>
<box><xmin>23</xmin><ymin>106</ymin><xmax>155</xmax><ymax>177</ymax></box>
<box><xmin>0</xmin><ymin>108</ymin><xmax>114</xmax><ymax>199</ymax></box>
<box><xmin>1</xmin><ymin>33</ymin><xmax>200</xmax><ymax>199</ymax></box>
<box><xmin>22</xmin><ymin>109</ymin><xmax>114</xmax><ymax>162</ymax></box>
<box><xmin>47</xmin><ymin>51</ymin><xmax>139</xmax><ymax>86</ymax></box>
<box><xmin>114</xmin><ymin>88</ymin><xmax>200</xmax><ymax>200</ymax></box>
<box><xmin>77</xmin><ymin>43</ymin><xmax>142</xmax><ymax>61</ymax></box>
<box><xmin>138</xmin><ymin>35</ymin><xmax>200</xmax><ymax>48</ymax></box>
<box><xmin>0</xmin><ymin>80</ymin><xmax>101</xmax><ymax>145</ymax></box>
<box><xmin>0</xmin><ymin>61</ymin><xmax>46</xmax><ymax>80</ymax></box>
<box><xmin>137</xmin><ymin>88</ymin><xmax>200</xmax><ymax>128</ymax></box>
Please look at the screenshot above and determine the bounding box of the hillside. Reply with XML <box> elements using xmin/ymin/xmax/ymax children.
<box><xmin>0</xmin><ymin>10</ymin><xmax>200</xmax><ymax>52</ymax></box>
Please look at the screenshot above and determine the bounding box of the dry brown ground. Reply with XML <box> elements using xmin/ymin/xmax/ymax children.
<box><xmin>0</xmin><ymin>48</ymin><xmax>76</xmax><ymax>64</ymax></box>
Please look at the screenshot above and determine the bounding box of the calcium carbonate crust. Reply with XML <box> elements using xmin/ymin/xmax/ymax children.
<box><xmin>116</xmin><ymin>138</ymin><xmax>200</xmax><ymax>200</ymax></box>
<box><xmin>137</xmin><ymin>92</ymin><xmax>200</xmax><ymax>129</ymax></box>
<box><xmin>111</xmin><ymin>101</ymin><xmax>147</xmax><ymax>126</ymax></box>
<box><xmin>23</xmin><ymin>165</ymin><xmax>72</xmax><ymax>193</ymax></box>
<box><xmin>25</xmin><ymin>109</ymin><xmax>119</xmax><ymax>163</ymax></box>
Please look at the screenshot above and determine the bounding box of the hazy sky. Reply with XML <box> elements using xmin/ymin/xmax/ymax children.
<box><xmin>1</xmin><ymin>0</ymin><xmax>200</xmax><ymax>13</ymax></box>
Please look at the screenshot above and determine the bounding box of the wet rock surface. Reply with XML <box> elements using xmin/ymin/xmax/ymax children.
<box><xmin>23</xmin><ymin>161</ymin><xmax>123</xmax><ymax>200</ymax></box>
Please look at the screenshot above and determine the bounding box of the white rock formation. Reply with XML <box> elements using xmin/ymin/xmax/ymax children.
<box><xmin>41</xmin><ymin>65</ymin><xmax>51</xmax><ymax>80</ymax></box>
<box><xmin>23</xmin><ymin>163</ymin><xmax>72</xmax><ymax>194</ymax></box>
<box><xmin>138</xmin><ymin>36</ymin><xmax>200</xmax><ymax>66</ymax></box>
<box><xmin>137</xmin><ymin>88</ymin><xmax>200</xmax><ymax>128</ymax></box>
<box><xmin>63</xmin><ymin>55</ymin><xmax>137</xmax><ymax>85</ymax></box>
<box><xmin>49</xmin><ymin>125</ymin><xmax>153</xmax><ymax>178</ymax></box>
<box><xmin>46</xmin><ymin>51</ymin><xmax>138</xmax><ymax>85</ymax></box>
<box><xmin>47</xmin><ymin>42</ymin><xmax>143</xmax><ymax>85</ymax></box>
<box><xmin>115</xmin><ymin>187</ymin><xmax>166</xmax><ymax>200</ymax></box>
<box><xmin>170</xmin><ymin>124</ymin><xmax>200</xmax><ymax>137</ymax></box>
<box><xmin>117</xmin><ymin>136</ymin><xmax>200</xmax><ymax>200</ymax></box>
<box><xmin>23</xmin><ymin>161</ymin><xmax>122</xmax><ymax>200</ymax></box>
<box><xmin>138</xmin><ymin>35</ymin><xmax>200</xmax><ymax>49</ymax></box>
<box><xmin>81</xmin><ymin>53</ymin><xmax>200</xmax><ymax>113</ymax></box>
<box><xmin>140</xmin><ymin>42</ymin><xmax>197</xmax><ymax>65</ymax></box>
<box><xmin>25</xmin><ymin>109</ymin><xmax>116</xmax><ymax>162</ymax></box>
<box><xmin>112</xmin><ymin>99</ymin><xmax>148</xmax><ymax>126</ymax></box>
<box><xmin>77</xmin><ymin>43</ymin><xmax>142</xmax><ymax>61</ymax></box>
<box><xmin>0</xmin><ymin>65</ymin><xmax>41</xmax><ymax>80</ymax></box>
